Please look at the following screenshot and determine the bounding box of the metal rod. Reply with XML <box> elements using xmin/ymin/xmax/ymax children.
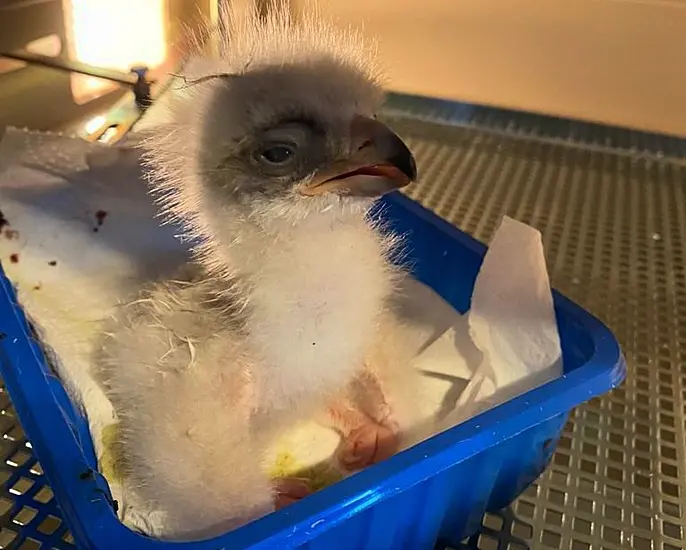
<box><xmin>0</xmin><ymin>50</ymin><xmax>139</xmax><ymax>86</ymax></box>
<box><xmin>0</xmin><ymin>49</ymin><xmax>153</xmax><ymax>108</ymax></box>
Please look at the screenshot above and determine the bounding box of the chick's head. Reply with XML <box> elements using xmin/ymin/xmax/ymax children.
<box><xmin>142</xmin><ymin>5</ymin><xmax>416</xmax><ymax>237</ymax></box>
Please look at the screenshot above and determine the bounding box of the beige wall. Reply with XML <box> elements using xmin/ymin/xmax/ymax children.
<box><xmin>293</xmin><ymin>0</ymin><xmax>686</xmax><ymax>137</ymax></box>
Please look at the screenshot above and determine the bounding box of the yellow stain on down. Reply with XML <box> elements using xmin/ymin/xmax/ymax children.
<box><xmin>98</xmin><ymin>427</ymin><xmax>345</xmax><ymax>493</ymax></box>
<box><xmin>99</xmin><ymin>423</ymin><xmax>127</xmax><ymax>484</ymax></box>
<box><xmin>268</xmin><ymin>450</ymin><xmax>344</xmax><ymax>492</ymax></box>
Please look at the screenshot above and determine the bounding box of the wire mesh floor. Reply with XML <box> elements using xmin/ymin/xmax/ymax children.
<box><xmin>0</xmin><ymin>97</ymin><xmax>684</xmax><ymax>549</ymax></box>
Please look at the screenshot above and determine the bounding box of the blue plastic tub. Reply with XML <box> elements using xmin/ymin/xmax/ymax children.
<box><xmin>0</xmin><ymin>192</ymin><xmax>625</xmax><ymax>550</ymax></box>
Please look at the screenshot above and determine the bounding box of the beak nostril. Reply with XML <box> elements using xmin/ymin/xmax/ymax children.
<box><xmin>357</xmin><ymin>139</ymin><xmax>373</xmax><ymax>152</ymax></box>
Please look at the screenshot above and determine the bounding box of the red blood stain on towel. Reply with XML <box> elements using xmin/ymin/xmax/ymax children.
<box><xmin>93</xmin><ymin>210</ymin><xmax>108</xmax><ymax>233</ymax></box>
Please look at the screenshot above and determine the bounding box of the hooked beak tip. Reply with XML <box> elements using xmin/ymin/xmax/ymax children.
<box><xmin>301</xmin><ymin>117</ymin><xmax>417</xmax><ymax>198</ymax></box>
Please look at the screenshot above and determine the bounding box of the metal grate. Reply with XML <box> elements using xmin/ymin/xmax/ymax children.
<box><xmin>0</xmin><ymin>102</ymin><xmax>685</xmax><ymax>548</ymax></box>
<box><xmin>384</xmin><ymin>93</ymin><xmax>686</xmax><ymax>161</ymax></box>
<box><xmin>387</xmin><ymin>114</ymin><xmax>686</xmax><ymax>550</ymax></box>
<box><xmin>0</xmin><ymin>385</ymin><xmax>74</xmax><ymax>549</ymax></box>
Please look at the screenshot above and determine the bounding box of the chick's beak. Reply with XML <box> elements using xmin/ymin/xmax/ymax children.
<box><xmin>300</xmin><ymin>116</ymin><xmax>417</xmax><ymax>198</ymax></box>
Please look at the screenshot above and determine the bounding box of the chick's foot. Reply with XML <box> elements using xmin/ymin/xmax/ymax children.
<box><xmin>328</xmin><ymin>401</ymin><xmax>399</xmax><ymax>471</ymax></box>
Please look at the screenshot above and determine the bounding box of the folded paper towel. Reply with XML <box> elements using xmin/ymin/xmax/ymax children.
<box><xmin>441</xmin><ymin>216</ymin><xmax>563</xmax><ymax>427</ymax></box>
<box><xmin>0</xmin><ymin>127</ymin><xmax>562</xmax><ymax>535</ymax></box>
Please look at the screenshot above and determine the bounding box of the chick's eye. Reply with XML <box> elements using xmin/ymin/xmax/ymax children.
<box><xmin>260</xmin><ymin>144</ymin><xmax>295</xmax><ymax>165</ymax></box>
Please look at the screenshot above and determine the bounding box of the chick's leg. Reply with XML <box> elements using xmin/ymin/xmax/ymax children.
<box><xmin>327</xmin><ymin>312</ymin><xmax>421</xmax><ymax>470</ymax></box>
<box><xmin>363</xmin><ymin>311</ymin><xmax>423</xmax><ymax>439</ymax></box>
<box><xmin>348</xmin><ymin>368</ymin><xmax>400</xmax><ymax>431</ymax></box>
